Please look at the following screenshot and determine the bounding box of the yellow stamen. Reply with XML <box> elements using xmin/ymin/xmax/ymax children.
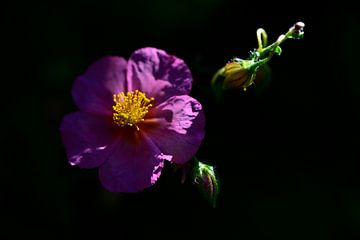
<box><xmin>112</xmin><ymin>90</ymin><xmax>154</xmax><ymax>130</ymax></box>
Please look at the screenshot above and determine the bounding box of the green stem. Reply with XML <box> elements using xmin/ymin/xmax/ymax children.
<box><xmin>258</xmin><ymin>30</ymin><xmax>292</xmax><ymax>59</ymax></box>
<box><xmin>256</xmin><ymin>28</ymin><xmax>268</xmax><ymax>51</ymax></box>
<box><xmin>248</xmin><ymin>57</ymin><xmax>271</xmax><ymax>73</ymax></box>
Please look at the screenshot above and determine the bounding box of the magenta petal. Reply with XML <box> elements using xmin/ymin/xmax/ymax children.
<box><xmin>60</xmin><ymin>112</ymin><xmax>116</xmax><ymax>168</ymax></box>
<box><xmin>127</xmin><ymin>47</ymin><xmax>193</xmax><ymax>104</ymax></box>
<box><xmin>72</xmin><ymin>56</ymin><xmax>128</xmax><ymax>115</ymax></box>
<box><xmin>145</xmin><ymin>95</ymin><xmax>205</xmax><ymax>164</ymax></box>
<box><xmin>98</xmin><ymin>132</ymin><xmax>170</xmax><ymax>192</ymax></box>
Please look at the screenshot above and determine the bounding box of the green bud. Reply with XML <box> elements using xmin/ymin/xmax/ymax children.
<box><xmin>221</xmin><ymin>57</ymin><xmax>271</xmax><ymax>91</ymax></box>
<box><xmin>193</xmin><ymin>160</ymin><xmax>220</xmax><ymax>208</ymax></box>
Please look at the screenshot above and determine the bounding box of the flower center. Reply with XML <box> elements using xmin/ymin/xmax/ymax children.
<box><xmin>112</xmin><ymin>90</ymin><xmax>154</xmax><ymax>130</ymax></box>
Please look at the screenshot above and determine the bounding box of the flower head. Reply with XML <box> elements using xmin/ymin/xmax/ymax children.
<box><xmin>60</xmin><ymin>47</ymin><xmax>205</xmax><ymax>192</ymax></box>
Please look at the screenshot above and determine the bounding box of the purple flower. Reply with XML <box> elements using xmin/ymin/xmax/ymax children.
<box><xmin>60</xmin><ymin>47</ymin><xmax>205</xmax><ymax>192</ymax></box>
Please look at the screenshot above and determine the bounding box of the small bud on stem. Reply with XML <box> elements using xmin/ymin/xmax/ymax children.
<box><xmin>192</xmin><ymin>158</ymin><xmax>220</xmax><ymax>208</ymax></box>
<box><xmin>211</xmin><ymin>21</ymin><xmax>305</xmax><ymax>92</ymax></box>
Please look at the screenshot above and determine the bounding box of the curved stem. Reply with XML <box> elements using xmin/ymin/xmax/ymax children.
<box><xmin>256</xmin><ymin>28</ymin><xmax>268</xmax><ymax>51</ymax></box>
<box><xmin>258</xmin><ymin>30</ymin><xmax>293</xmax><ymax>59</ymax></box>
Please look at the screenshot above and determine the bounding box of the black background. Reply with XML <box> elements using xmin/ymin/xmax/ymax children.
<box><xmin>3</xmin><ymin>1</ymin><xmax>360</xmax><ymax>239</ymax></box>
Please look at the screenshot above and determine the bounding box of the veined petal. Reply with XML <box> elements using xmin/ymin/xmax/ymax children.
<box><xmin>60</xmin><ymin>112</ymin><xmax>116</xmax><ymax>168</ymax></box>
<box><xmin>127</xmin><ymin>47</ymin><xmax>192</xmax><ymax>105</ymax></box>
<box><xmin>143</xmin><ymin>95</ymin><xmax>205</xmax><ymax>164</ymax></box>
<box><xmin>98</xmin><ymin>131</ymin><xmax>170</xmax><ymax>192</ymax></box>
<box><xmin>72</xmin><ymin>56</ymin><xmax>128</xmax><ymax>115</ymax></box>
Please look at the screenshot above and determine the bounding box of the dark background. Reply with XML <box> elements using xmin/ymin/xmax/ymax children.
<box><xmin>3</xmin><ymin>1</ymin><xmax>360</xmax><ymax>239</ymax></box>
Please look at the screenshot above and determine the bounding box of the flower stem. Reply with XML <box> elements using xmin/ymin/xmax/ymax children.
<box><xmin>257</xmin><ymin>22</ymin><xmax>304</xmax><ymax>60</ymax></box>
<box><xmin>256</xmin><ymin>28</ymin><xmax>268</xmax><ymax>51</ymax></box>
<box><xmin>248</xmin><ymin>57</ymin><xmax>271</xmax><ymax>73</ymax></box>
<box><xmin>258</xmin><ymin>31</ymin><xmax>290</xmax><ymax>59</ymax></box>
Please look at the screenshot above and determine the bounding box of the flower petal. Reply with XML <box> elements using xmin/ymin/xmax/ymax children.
<box><xmin>60</xmin><ymin>112</ymin><xmax>116</xmax><ymax>168</ymax></box>
<box><xmin>127</xmin><ymin>47</ymin><xmax>192</xmax><ymax>104</ymax></box>
<box><xmin>72</xmin><ymin>56</ymin><xmax>128</xmax><ymax>115</ymax></box>
<box><xmin>98</xmin><ymin>131</ymin><xmax>170</xmax><ymax>192</ymax></box>
<box><xmin>143</xmin><ymin>95</ymin><xmax>205</xmax><ymax>164</ymax></box>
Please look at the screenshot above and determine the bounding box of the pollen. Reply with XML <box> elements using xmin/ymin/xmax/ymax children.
<box><xmin>112</xmin><ymin>90</ymin><xmax>154</xmax><ymax>130</ymax></box>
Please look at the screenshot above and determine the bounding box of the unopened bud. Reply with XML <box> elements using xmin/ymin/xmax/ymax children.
<box><xmin>222</xmin><ymin>59</ymin><xmax>255</xmax><ymax>91</ymax></box>
<box><xmin>290</xmin><ymin>21</ymin><xmax>305</xmax><ymax>39</ymax></box>
<box><xmin>294</xmin><ymin>21</ymin><xmax>305</xmax><ymax>31</ymax></box>
<box><xmin>193</xmin><ymin>160</ymin><xmax>220</xmax><ymax>208</ymax></box>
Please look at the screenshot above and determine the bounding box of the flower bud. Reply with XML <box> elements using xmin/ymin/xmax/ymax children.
<box><xmin>222</xmin><ymin>58</ymin><xmax>256</xmax><ymax>91</ymax></box>
<box><xmin>193</xmin><ymin>160</ymin><xmax>220</xmax><ymax>208</ymax></box>
<box><xmin>289</xmin><ymin>21</ymin><xmax>305</xmax><ymax>39</ymax></box>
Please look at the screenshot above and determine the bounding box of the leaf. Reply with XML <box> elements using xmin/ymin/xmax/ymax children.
<box><xmin>274</xmin><ymin>46</ymin><xmax>282</xmax><ymax>55</ymax></box>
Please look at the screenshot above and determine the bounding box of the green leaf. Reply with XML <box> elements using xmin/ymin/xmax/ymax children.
<box><xmin>274</xmin><ymin>46</ymin><xmax>282</xmax><ymax>55</ymax></box>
